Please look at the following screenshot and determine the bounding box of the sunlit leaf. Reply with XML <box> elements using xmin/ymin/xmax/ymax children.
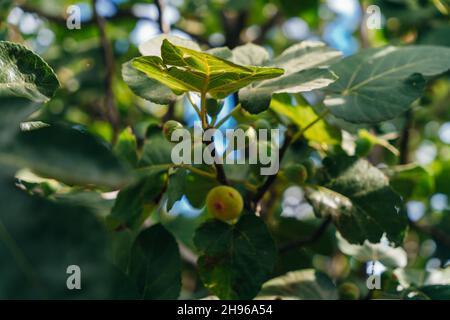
<box><xmin>270</xmin><ymin>94</ymin><xmax>341</xmax><ymax>146</ymax></box>
<box><xmin>131</xmin><ymin>39</ymin><xmax>284</xmax><ymax>99</ymax></box>
<box><xmin>337</xmin><ymin>232</ymin><xmax>407</xmax><ymax>268</ymax></box>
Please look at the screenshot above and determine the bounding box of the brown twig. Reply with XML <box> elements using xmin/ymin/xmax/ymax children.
<box><xmin>253</xmin><ymin>129</ymin><xmax>293</xmax><ymax>204</ymax></box>
<box><xmin>410</xmin><ymin>221</ymin><xmax>450</xmax><ymax>249</ymax></box>
<box><xmin>254</xmin><ymin>10</ymin><xmax>282</xmax><ymax>44</ymax></box>
<box><xmin>279</xmin><ymin>217</ymin><xmax>332</xmax><ymax>253</ymax></box>
<box><xmin>18</xmin><ymin>4</ymin><xmax>211</xmax><ymax>46</ymax></box>
<box><xmin>92</xmin><ymin>0</ymin><xmax>120</xmax><ymax>142</ymax></box>
<box><xmin>154</xmin><ymin>0</ymin><xmax>170</xmax><ymax>34</ymax></box>
<box><xmin>214</xmin><ymin>163</ymin><xmax>229</xmax><ymax>185</ymax></box>
<box><xmin>220</xmin><ymin>10</ymin><xmax>248</xmax><ymax>49</ymax></box>
<box><xmin>399</xmin><ymin>110</ymin><xmax>413</xmax><ymax>165</ymax></box>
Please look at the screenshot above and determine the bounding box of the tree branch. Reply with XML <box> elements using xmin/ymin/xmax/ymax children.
<box><xmin>399</xmin><ymin>110</ymin><xmax>413</xmax><ymax>165</ymax></box>
<box><xmin>410</xmin><ymin>220</ymin><xmax>450</xmax><ymax>249</ymax></box>
<box><xmin>253</xmin><ymin>129</ymin><xmax>293</xmax><ymax>204</ymax></box>
<box><xmin>18</xmin><ymin>4</ymin><xmax>211</xmax><ymax>46</ymax></box>
<box><xmin>154</xmin><ymin>0</ymin><xmax>170</xmax><ymax>34</ymax></box>
<box><xmin>254</xmin><ymin>10</ymin><xmax>282</xmax><ymax>44</ymax></box>
<box><xmin>92</xmin><ymin>0</ymin><xmax>120</xmax><ymax>142</ymax></box>
<box><xmin>220</xmin><ymin>10</ymin><xmax>248</xmax><ymax>49</ymax></box>
<box><xmin>279</xmin><ymin>217</ymin><xmax>332</xmax><ymax>253</ymax></box>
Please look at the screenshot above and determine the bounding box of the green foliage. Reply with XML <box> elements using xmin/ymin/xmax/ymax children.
<box><xmin>1</xmin><ymin>0</ymin><xmax>450</xmax><ymax>301</ymax></box>
<box><xmin>0</xmin><ymin>176</ymin><xmax>137</xmax><ymax>299</ymax></box>
<box><xmin>1</xmin><ymin>124</ymin><xmax>130</xmax><ymax>188</ymax></box>
<box><xmin>306</xmin><ymin>155</ymin><xmax>407</xmax><ymax>245</ymax></box>
<box><xmin>194</xmin><ymin>215</ymin><xmax>277</xmax><ymax>299</ymax></box>
<box><xmin>336</xmin><ymin>233</ymin><xmax>407</xmax><ymax>268</ymax></box>
<box><xmin>237</xmin><ymin>41</ymin><xmax>340</xmax><ymax>113</ymax></box>
<box><xmin>131</xmin><ymin>39</ymin><xmax>283</xmax><ymax>99</ymax></box>
<box><xmin>257</xmin><ymin>269</ymin><xmax>338</xmax><ymax>300</ymax></box>
<box><xmin>325</xmin><ymin>46</ymin><xmax>450</xmax><ymax>123</ymax></box>
<box><xmin>128</xmin><ymin>224</ymin><xmax>181</xmax><ymax>299</ymax></box>
<box><xmin>0</xmin><ymin>41</ymin><xmax>59</xmax><ymax>103</ymax></box>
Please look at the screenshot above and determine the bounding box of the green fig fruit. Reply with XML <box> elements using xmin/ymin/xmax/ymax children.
<box><xmin>284</xmin><ymin>164</ymin><xmax>308</xmax><ymax>184</ymax></box>
<box><xmin>338</xmin><ymin>282</ymin><xmax>360</xmax><ymax>300</ymax></box>
<box><xmin>206</xmin><ymin>98</ymin><xmax>224</xmax><ymax>117</ymax></box>
<box><xmin>355</xmin><ymin>136</ymin><xmax>374</xmax><ymax>157</ymax></box>
<box><xmin>253</xmin><ymin>119</ymin><xmax>271</xmax><ymax>131</ymax></box>
<box><xmin>163</xmin><ymin>120</ymin><xmax>183</xmax><ymax>142</ymax></box>
<box><xmin>206</xmin><ymin>186</ymin><xmax>244</xmax><ymax>222</ymax></box>
<box><xmin>302</xmin><ymin>159</ymin><xmax>316</xmax><ymax>181</ymax></box>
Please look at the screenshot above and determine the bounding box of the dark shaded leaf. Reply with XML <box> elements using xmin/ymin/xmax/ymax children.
<box><xmin>129</xmin><ymin>224</ymin><xmax>181</xmax><ymax>299</ymax></box>
<box><xmin>305</xmin><ymin>156</ymin><xmax>407</xmax><ymax>245</ymax></box>
<box><xmin>194</xmin><ymin>214</ymin><xmax>277</xmax><ymax>299</ymax></box>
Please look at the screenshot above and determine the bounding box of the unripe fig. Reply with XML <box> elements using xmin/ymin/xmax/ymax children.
<box><xmin>284</xmin><ymin>164</ymin><xmax>308</xmax><ymax>184</ymax></box>
<box><xmin>338</xmin><ymin>282</ymin><xmax>360</xmax><ymax>300</ymax></box>
<box><xmin>206</xmin><ymin>98</ymin><xmax>224</xmax><ymax>117</ymax></box>
<box><xmin>355</xmin><ymin>136</ymin><xmax>374</xmax><ymax>157</ymax></box>
<box><xmin>302</xmin><ymin>159</ymin><xmax>316</xmax><ymax>180</ymax></box>
<box><xmin>206</xmin><ymin>186</ymin><xmax>244</xmax><ymax>222</ymax></box>
<box><xmin>162</xmin><ymin>120</ymin><xmax>183</xmax><ymax>142</ymax></box>
<box><xmin>253</xmin><ymin>119</ymin><xmax>271</xmax><ymax>131</ymax></box>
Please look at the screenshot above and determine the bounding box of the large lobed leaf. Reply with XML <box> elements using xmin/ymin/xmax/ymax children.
<box><xmin>325</xmin><ymin>45</ymin><xmax>450</xmax><ymax>123</ymax></box>
<box><xmin>131</xmin><ymin>39</ymin><xmax>284</xmax><ymax>99</ymax></box>
<box><xmin>194</xmin><ymin>214</ymin><xmax>277</xmax><ymax>300</ymax></box>
<box><xmin>236</xmin><ymin>41</ymin><xmax>341</xmax><ymax>113</ymax></box>
<box><xmin>0</xmin><ymin>176</ymin><xmax>138</xmax><ymax>299</ymax></box>
<box><xmin>305</xmin><ymin>155</ymin><xmax>407</xmax><ymax>245</ymax></box>
<box><xmin>128</xmin><ymin>224</ymin><xmax>181</xmax><ymax>299</ymax></box>
<box><xmin>0</xmin><ymin>124</ymin><xmax>130</xmax><ymax>189</ymax></box>
<box><xmin>122</xmin><ymin>35</ymin><xmax>199</xmax><ymax>105</ymax></box>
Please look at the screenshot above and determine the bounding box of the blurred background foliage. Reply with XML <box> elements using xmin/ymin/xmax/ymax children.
<box><xmin>1</xmin><ymin>0</ymin><xmax>450</xmax><ymax>299</ymax></box>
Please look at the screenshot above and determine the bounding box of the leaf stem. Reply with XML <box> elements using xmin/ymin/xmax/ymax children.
<box><xmin>215</xmin><ymin>104</ymin><xmax>242</xmax><ymax>129</ymax></box>
<box><xmin>179</xmin><ymin>164</ymin><xmax>216</xmax><ymax>180</ymax></box>
<box><xmin>200</xmin><ymin>92</ymin><xmax>208</xmax><ymax>129</ymax></box>
<box><xmin>180</xmin><ymin>165</ymin><xmax>256</xmax><ymax>192</ymax></box>
<box><xmin>186</xmin><ymin>93</ymin><xmax>201</xmax><ymax>119</ymax></box>
<box><xmin>292</xmin><ymin>108</ymin><xmax>330</xmax><ymax>142</ymax></box>
<box><xmin>253</xmin><ymin>129</ymin><xmax>293</xmax><ymax>204</ymax></box>
<box><xmin>279</xmin><ymin>217</ymin><xmax>332</xmax><ymax>253</ymax></box>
